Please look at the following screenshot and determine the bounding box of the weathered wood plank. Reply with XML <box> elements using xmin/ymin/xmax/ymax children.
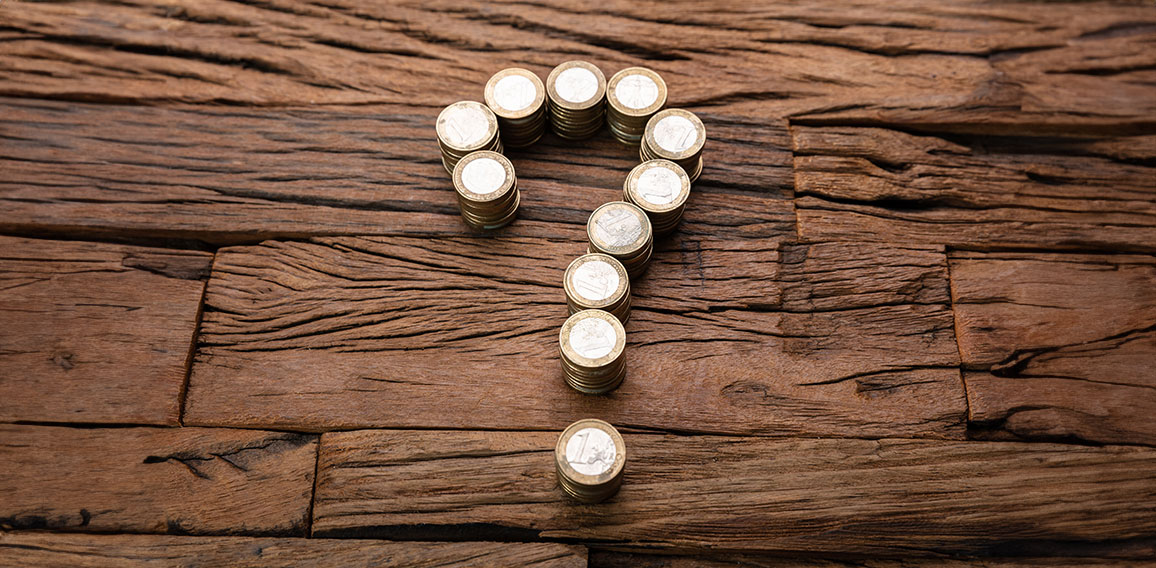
<box><xmin>0</xmin><ymin>237</ymin><xmax>210</xmax><ymax>425</ymax></box>
<box><xmin>1</xmin><ymin>1</ymin><xmax>1153</xmax><ymax>131</ymax></box>
<box><xmin>950</xmin><ymin>251</ymin><xmax>1156</xmax><ymax>446</ymax></box>
<box><xmin>0</xmin><ymin>425</ymin><xmax>317</xmax><ymax>535</ymax></box>
<box><xmin>589</xmin><ymin>551</ymin><xmax>1156</xmax><ymax>567</ymax></box>
<box><xmin>0</xmin><ymin>533</ymin><xmax>586</xmax><ymax>567</ymax></box>
<box><xmin>0</xmin><ymin>98</ymin><xmax>791</xmax><ymax>243</ymax></box>
<box><xmin>792</xmin><ymin>126</ymin><xmax>1156</xmax><ymax>252</ymax></box>
<box><xmin>312</xmin><ymin>430</ymin><xmax>1156</xmax><ymax>556</ymax></box>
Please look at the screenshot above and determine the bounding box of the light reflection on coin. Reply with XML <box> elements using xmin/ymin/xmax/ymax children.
<box><xmin>556</xmin><ymin>67</ymin><xmax>599</xmax><ymax>104</ymax></box>
<box><xmin>571</xmin><ymin>260</ymin><xmax>620</xmax><ymax>303</ymax></box>
<box><xmin>565</xmin><ymin>427</ymin><xmax>616</xmax><ymax>476</ymax></box>
<box><xmin>569</xmin><ymin>317</ymin><xmax>616</xmax><ymax>359</ymax></box>
<box><xmin>654</xmin><ymin>114</ymin><xmax>698</xmax><ymax>153</ymax></box>
<box><xmin>493</xmin><ymin>74</ymin><xmax>536</xmax><ymax>112</ymax></box>
<box><xmin>616</xmin><ymin>73</ymin><xmax>659</xmax><ymax>110</ymax></box>
<box><xmin>636</xmin><ymin>167</ymin><xmax>679</xmax><ymax>205</ymax></box>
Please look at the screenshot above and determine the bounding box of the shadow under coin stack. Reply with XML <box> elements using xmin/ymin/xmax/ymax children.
<box><xmin>564</xmin><ymin>253</ymin><xmax>630</xmax><ymax>323</ymax></box>
<box><xmin>436</xmin><ymin>101</ymin><xmax>503</xmax><ymax>175</ymax></box>
<box><xmin>623</xmin><ymin>159</ymin><xmax>691</xmax><ymax>237</ymax></box>
<box><xmin>606</xmin><ymin>67</ymin><xmax>667</xmax><ymax>145</ymax></box>
<box><xmin>559</xmin><ymin>309</ymin><xmax>627</xmax><ymax>394</ymax></box>
<box><xmin>484</xmin><ymin>68</ymin><xmax>547</xmax><ymax>148</ymax></box>
<box><xmin>546</xmin><ymin>61</ymin><xmax>607</xmax><ymax>140</ymax></box>
<box><xmin>452</xmin><ymin>151</ymin><xmax>519</xmax><ymax>230</ymax></box>
<box><xmin>555</xmin><ymin>419</ymin><xmax>626</xmax><ymax>504</ymax></box>
<box><xmin>640</xmin><ymin>108</ymin><xmax>706</xmax><ymax>183</ymax></box>
<box><xmin>586</xmin><ymin>201</ymin><xmax>654</xmax><ymax>280</ymax></box>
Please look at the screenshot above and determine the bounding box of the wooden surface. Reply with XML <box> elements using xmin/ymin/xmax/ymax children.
<box><xmin>1</xmin><ymin>0</ymin><xmax>1154</xmax><ymax>565</ymax></box>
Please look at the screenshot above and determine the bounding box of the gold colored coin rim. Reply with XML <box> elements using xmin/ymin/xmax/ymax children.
<box><xmin>558</xmin><ymin>309</ymin><xmax>626</xmax><ymax>368</ymax></box>
<box><xmin>555</xmin><ymin>418</ymin><xmax>627</xmax><ymax>487</ymax></box>
<box><xmin>484</xmin><ymin>68</ymin><xmax>547</xmax><ymax>121</ymax></box>
<box><xmin>546</xmin><ymin>61</ymin><xmax>608</xmax><ymax>111</ymax></box>
<box><xmin>436</xmin><ymin>101</ymin><xmax>500</xmax><ymax>153</ymax></box>
<box><xmin>643</xmin><ymin>108</ymin><xmax>706</xmax><ymax>161</ymax></box>
<box><xmin>606</xmin><ymin>66</ymin><xmax>668</xmax><ymax>118</ymax></box>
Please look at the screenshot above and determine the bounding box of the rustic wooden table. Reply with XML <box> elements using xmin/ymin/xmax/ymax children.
<box><xmin>1</xmin><ymin>1</ymin><xmax>1154</xmax><ymax>566</ymax></box>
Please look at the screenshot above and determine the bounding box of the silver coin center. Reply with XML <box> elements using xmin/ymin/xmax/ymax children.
<box><xmin>460</xmin><ymin>157</ymin><xmax>506</xmax><ymax>195</ymax></box>
<box><xmin>493</xmin><ymin>74</ymin><xmax>537</xmax><ymax>112</ymax></box>
<box><xmin>654</xmin><ymin>115</ymin><xmax>698</xmax><ymax>153</ymax></box>
<box><xmin>636</xmin><ymin>167</ymin><xmax>680</xmax><ymax>205</ymax></box>
<box><xmin>556</xmin><ymin>67</ymin><xmax>599</xmax><ymax>104</ymax></box>
<box><xmin>442</xmin><ymin>106</ymin><xmax>491</xmax><ymax>148</ymax></box>
<box><xmin>616</xmin><ymin>74</ymin><xmax>659</xmax><ymax>110</ymax></box>
<box><xmin>571</xmin><ymin>260</ymin><xmax>621</xmax><ymax>303</ymax></box>
<box><xmin>592</xmin><ymin>208</ymin><xmax>643</xmax><ymax>248</ymax></box>
<box><xmin>569</xmin><ymin>318</ymin><xmax>616</xmax><ymax>360</ymax></box>
<box><xmin>566</xmin><ymin>427</ymin><xmax>616</xmax><ymax>476</ymax></box>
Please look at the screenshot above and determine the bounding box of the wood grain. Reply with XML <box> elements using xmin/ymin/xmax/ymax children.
<box><xmin>0</xmin><ymin>98</ymin><xmax>792</xmax><ymax>244</ymax></box>
<box><xmin>792</xmin><ymin>126</ymin><xmax>1156</xmax><ymax>252</ymax></box>
<box><xmin>950</xmin><ymin>251</ymin><xmax>1156</xmax><ymax>446</ymax></box>
<box><xmin>1</xmin><ymin>1</ymin><xmax>1153</xmax><ymax>132</ymax></box>
<box><xmin>0</xmin><ymin>532</ymin><xmax>586</xmax><ymax>568</ymax></box>
<box><xmin>184</xmin><ymin>236</ymin><xmax>965</xmax><ymax>438</ymax></box>
<box><xmin>312</xmin><ymin>429</ymin><xmax>1156</xmax><ymax>556</ymax></box>
<box><xmin>0</xmin><ymin>425</ymin><xmax>317</xmax><ymax>535</ymax></box>
<box><xmin>589</xmin><ymin>552</ymin><xmax>1156</xmax><ymax>568</ymax></box>
<box><xmin>0</xmin><ymin>236</ymin><xmax>210</xmax><ymax>425</ymax></box>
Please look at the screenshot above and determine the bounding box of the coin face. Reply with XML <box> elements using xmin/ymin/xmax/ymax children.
<box><xmin>437</xmin><ymin>102</ymin><xmax>496</xmax><ymax>150</ymax></box>
<box><xmin>460</xmin><ymin>157</ymin><xmax>507</xmax><ymax>196</ymax></box>
<box><xmin>568</xmin><ymin>317</ymin><xmax>616</xmax><ymax>359</ymax></box>
<box><xmin>591</xmin><ymin>205</ymin><xmax>643</xmax><ymax>249</ymax></box>
<box><xmin>654</xmin><ymin>114</ymin><xmax>698</xmax><ymax>153</ymax></box>
<box><xmin>636</xmin><ymin>166</ymin><xmax>681</xmax><ymax>205</ymax></box>
<box><xmin>556</xmin><ymin>67</ymin><xmax>600</xmax><ymax>104</ymax></box>
<box><xmin>493</xmin><ymin>74</ymin><xmax>537</xmax><ymax>112</ymax></box>
<box><xmin>565</xmin><ymin>427</ymin><xmax>617</xmax><ymax>476</ymax></box>
<box><xmin>616</xmin><ymin>73</ymin><xmax>659</xmax><ymax>110</ymax></box>
<box><xmin>571</xmin><ymin>259</ymin><xmax>621</xmax><ymax>303</ymax></box>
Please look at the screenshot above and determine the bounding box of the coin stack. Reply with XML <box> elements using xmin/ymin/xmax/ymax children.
<box><xmin>586</xmin><ymin>201</ymin><xmax>653</xmax><ymax>279</ymax></box>
<box><xmin>546</xmin><ymin>61</ymin><xmax>607</xmax><ymax>140</ymax></box>
<box><xmin>623</xmin><ymin>159</ymin><xmax>691</xmax><ymax>237</ymax></box>
<box><xmin>484</xmin><ymin>68</ymin><xmax>547</xmax><ymax>148</ymax></box>
<box><xmin>640</xmin><ymin>108</ymin><xmax>705</xmax><ymax>183</ymax></box>
<box><xmin>436</xmin><ymin>101</ymin><xmax>503</xmax><ymax>175</ymax></box>
<box><xmin>606</xmin><ymin>67</ymin><xmax>667</xmax><ymax>145</ymax></box>
<box><xmin>452</xmin><ymin>150</ymin><xmax>519</xmax><ymax>230</ymax></box>
<box><xmin>564</xmin><ymin>253</ymin><xmax>630</xmax><ymax>323</ymax></box>
<box><xmin>555</xmin><ymin>419</ymin><xmax>626</xmax><ymax>503</ymax></box>
<box><xmin>559</xmin><ymin>309</ymin><xmax>626</xmax><ymax>394</ymax></box>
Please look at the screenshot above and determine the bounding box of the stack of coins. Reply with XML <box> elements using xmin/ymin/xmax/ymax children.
<box><xmin>546</xmin><ymin>61</ymin><xmax>606</xmax><ymax>140</ymax></box>
<box><xmin>564</xmin><ymin>253</ymin><xmax>630</xmax><ymax>323</ymax></box>
<box><xmin>555</xmin><ymin>419</ymin><xmax>626</xmax><ymax>503</ymax></box>
<box><xmin>623</xmin><ymin>159</ymin><xmax>691</xmax><ymax>237</ymax></box>
<box><xmin>559</xmin><ymin>309</ymin><xmax>626</xmax><ymax>394</ymax></box>
<box><xmin>640</xmin><ymin>108</ymin><xmax>705</xmax><ymax>183</ymax></box>
<box><xmin>452</xmin><ymin>150</ymin><xmax>519</xmax><ymax>230</ymax></box>
<box><xmin>436</xmin><ymin>101</ymin><xmax>503</xmax><ymax>175</ymax></box>
<box><xmin>484</xmin><ymin>68</ymin><xmax>547</xmax><ymax>148</ymax></box>
<box><xmin>586</xmin><ymin>201</ymin><xmax>653</xmax><ymax>279</ymax></box>
<box><xmin>606</xmin><ymin>67</ymin><xmax>667</xmax><ymax>145</ymax></box>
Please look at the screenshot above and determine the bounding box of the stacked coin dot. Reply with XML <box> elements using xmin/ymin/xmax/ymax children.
<box><xmin>452</xmin><ymin>151</ymin><xmax>519</xmax><ymax>231</ymax></box>
<box><xmin>559</xmin><ymin>309</ymin><xmax>626</xmax><ymax>394</ymax></box>
<box><xmin>555</xmin><ymin>419</ymin><xmax>626</xmax><ymax>503</ymax></box>
<box><xmin>640</xmin><ymin>108</ymin><xmax>705</xmax><ymax>183</ymax></box>
<box><xmin>484</xmin><ymin>68</ymin><xmax>547</xmax><ymax>148</ymax></box>
<box><xmin>546</xmin><ymin>61</ymin><xmax>607</xmax><ymax>140</ymax></box>
<box><xmin>437</xmin><ymin>101</ymin><xmax>503</xmax><ymax>175</ymax></box>
<box><xmin>606</xmin><ymin>67</ymin><xmax>667</xmax><ymax>145</ymax></box>
<box><xmin>623</xmin><ymin>159</ymin><xmax>691</xmax><ymax>237</ymax></box>
<box><xmin>564</xmin><ymin>253</ymin><xmax>630</xmax><ymax>323</ymax></box>
<box><xmin>587</xmin><ymin>201</ymin><xmax>653</xmax><ymax>279</ymax></box>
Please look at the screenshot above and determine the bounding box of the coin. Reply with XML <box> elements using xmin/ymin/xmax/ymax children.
<box><xmin>452</xmin><ymin>151</ymin><xmax>518</xmax><ymax>230</ymax></box>
<box><xmin>640</xmin><ymin>108</ymin><xmax>705</xmax><ymax>183</ymax></box>
<box><xmin>624</xmin><ymin>159</ymin><xmax>691</xmax><ymax>237</ymax></box>
<box><xmin>437</xmin><ymin>101</ymin><xmax>502</xmax><ymax>175</ymax></box>
<box><xmin>484</xmin><ymin>68</ymin><xmax>547</xmax><ymax>148</ymax></box>
<box><xmin>555</xmin><ymin>418</ymin><xmax>627</xmax><ymax>503</ymax></box>
<box><xmin>559</xmin><ymin>309</ymin><xmax>626</xmax><ymax>394</ymax></box>
<box><xmin>546</xmin><ymin>61</ymin><xmax>607</xmax><ymax>140</ymax></box>
<box><xmin>606</xmin><ymin>67</ymin><xmax>667</xmax><ymax>145</ymax></box>
<box><xmin>586</xmin><ymin>201</ymin><xmax>654</xmax><ymax>279</ymax></box>
<box><xmin>565</xmin><ymin>253</ymin><xmax>631</xmax><ymax>323</ymax></box>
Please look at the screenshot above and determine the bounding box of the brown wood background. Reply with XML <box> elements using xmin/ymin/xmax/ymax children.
<box><xmin>1</xmin><ymin>0</ymin><xmax>1154</xmax><ymax>566</ymax></box>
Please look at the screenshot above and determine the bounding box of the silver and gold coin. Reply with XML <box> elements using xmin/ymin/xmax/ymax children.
<box><xmin>623</xmin><ymin>159</ymin><xmax>690</xmax><ymax>237</ymax></box>
<box><xmin>555</xmin><ymin>419</ymin><xmax>626</xmax><ymax>503</ymax></box>
<box><xmin>437</xmin><ymin>101</ymin><xmax>503</xmax><ymax>175</ymax></box>
<box><xmin>452</xmin><ymin>150</ymin><xmax>519</xmax><ymax>231</ymax></box>
<box><xmin>546</xmin><ymin>61</ymin><xmax>607</xmax><ymax>140</ymax></box>
<box><xmin>484</xmin><ymin>68</ymin><xmax>547</xmax><ymax>148</ymax></box>
<box><xmin>586</xmin><ymin>201</ymin><xmax>653</xmax><ymax>279</ymax></box>
<box><xmin>564</xmin><ymin>253</ymin><xmax>630</xmax><ymax>323</ymax></box>
<box><xmin>606</xmin><ymin>67</ymin><xmax>667</xmax><ymax>146</ymax></box>
<box><xmin>640</xmin><ymin>108</ymin><xmax>705</xmax><ymax>183</ymax></box>
<box><xmin>559</xmin><ymin>309</ymin><xmax>626</xmax><ymax>395</ymax></box>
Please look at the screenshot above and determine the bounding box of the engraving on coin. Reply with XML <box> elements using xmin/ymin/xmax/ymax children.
<box><xmin>556</xmin><ymin>67</ymin><xmax>599</xmax><ymax>104</ymax></box>
<box><xmin>636</xmin><ymin>167</ymin><xmax>680</xmax><ymax>205</ymax></box>
<box><xmin>441</xmin><ymin>105</ymin><xmax>491</xmax><ymax>148</ymax></box>
<box><xmin>616</xmin><ymin>73</ymin><xmax>659</xmax><ymax>110</ymax></box>
<box><xmin>460</xmin><ymin>157</ymin><xmax>507</xmax><ymax>196</ymax></box>
<box><xmin>565</xmin><ymin>427</ymin><xmax>617</xmax><ymax>476</ymax></box>
<box><xmin>569</xmin><ymin>317</ymin><xmax>616</xmax><ymax>359</ymax></box>
<box><xmin>493</xmin><ymin>74</ymin><xmax>536</xmax><ymax>112</ymax></box>
<box><xmin>571</xmin><ymin>260</ymin><xmax>621</xmax><ymax>302</ymax></box>
<box><xmin>593</xmin><ymin>207</ymin><xmax>643</xmax><ymax>248</ymax></box>
<box><xmin>654</xmin><ymin>114</ymin><xmax>698</xmax><ymax>153</ymax></box>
